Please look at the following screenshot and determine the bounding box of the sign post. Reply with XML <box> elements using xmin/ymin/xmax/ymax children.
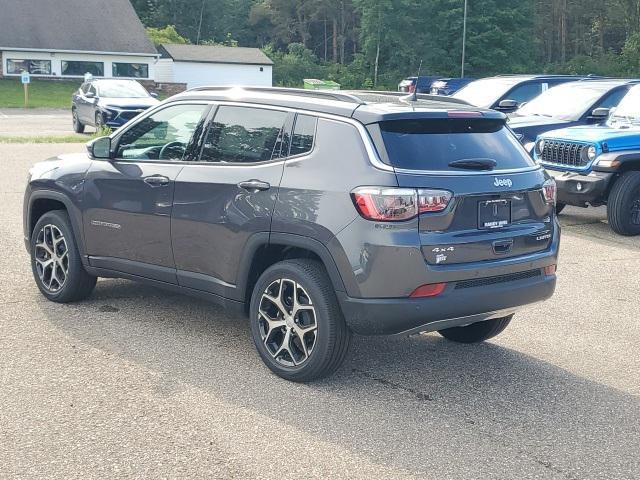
<box><xmin>21</xmin><ymin>71</ymin><xmax>31</xmax><ymax>108</ymax></box>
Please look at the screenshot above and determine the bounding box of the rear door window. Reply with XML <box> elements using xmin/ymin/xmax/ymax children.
<box><xmin>200</xmin><ymin>106</ymin><xmax>288</xmax><ymax>163</ymax></box>
<box><xmin>375</xmin><ymin>118</ymin><xmax>535</xmax><ymax>171</ymax></box>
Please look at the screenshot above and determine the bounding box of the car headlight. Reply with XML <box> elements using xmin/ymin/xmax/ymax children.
<box><xmin>587</xmin><ymin>146</ymin><xmax>597</xmax><ymax>161</ymax></box>
<box><xmin>535</xmin><ymin>139</ymin><xmax>545</xmax><ymax>155</ymax></box>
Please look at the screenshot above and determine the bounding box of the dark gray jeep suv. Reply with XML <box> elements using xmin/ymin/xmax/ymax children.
<box><xmin>23</xmin><ymin>87</ymin><xmax>560</xmax><ymax>381</ymax></box>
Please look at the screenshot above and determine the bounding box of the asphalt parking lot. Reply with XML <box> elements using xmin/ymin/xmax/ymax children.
<box><xmin>1</xmin><ymin>142</ymin><xmax>639</xmax><ymax>479</ymax></box>
<box><xmin>0</xmin><ymin>109</ymin><xmax>75</xmax><ymax>137</ymax></box>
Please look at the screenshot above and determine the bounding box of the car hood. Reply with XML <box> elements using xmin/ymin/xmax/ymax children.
<box><xmin>29</xmin><ymin>153</ymin><xmax>91</xmax><ymax>182</ymax></box>
<box><xmin>509</xmin><ymin>115</ymin><xmax>570</xmax><ymax>129</ymax></box>
<box><xmin>541</xmin><ymin>124</ymin><xmax>640</xmax><ymax>151</ymax></box>
<box><xmin>98</xmin><ymin>97</ymin><xmax>159</xmax><ymax>109</ymax></box>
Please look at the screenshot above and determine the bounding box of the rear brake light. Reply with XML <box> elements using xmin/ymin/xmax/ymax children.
<box><xmin>351</xmin><ymin>187</ymin><xmax>452</xmax><ymax>221</ymax></box>
<box><xmin>447</xmin><ymin>111</ymin><xmax>483</xmax><ymax>118</ymax></box>
<box><xmin>544</xmin><ymin>264</ymin><xmax>557</xmax><ymax>276</ymax></box>
<box><xmin>410</xmin><ymin>283</ymin><xmax>446</xmax><ymax>298</ymax></box>
<box><xmin>542</xmin><ymin>178</ymin><xmax>556</xmax><ymax>205</ymax></box>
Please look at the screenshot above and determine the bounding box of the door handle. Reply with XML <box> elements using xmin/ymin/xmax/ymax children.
<box><xmin>237</xmin><ymin>179</ymin><xmax>271</xmax><ymax>192</ymax></box>
<box><xmin>492</xmin><ymin>239</ymin><xmax>513</xmax><ymax>255</ymax></box>
<box><xmin>144</xmin><ymin>175</ymin><xmax>170</xmax><ymax>187</ymax></box>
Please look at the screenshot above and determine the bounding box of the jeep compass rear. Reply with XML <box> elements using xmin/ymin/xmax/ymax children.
<box><xmin>333</xmin><ymin>104</ymin><xmax>559</xmax><ymax>339</ymax></box>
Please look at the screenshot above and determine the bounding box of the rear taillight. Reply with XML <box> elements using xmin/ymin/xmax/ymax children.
<box><xmin>351</xmin><ymin>187</ymin><xmax>452</xmax><ymax>221</ymax></box>
<box><xmin>418</xmin><ymin>189</ymin><xmax>453</xmax><ymax>213</ymax></box>
<box><xmin>542</xmin><ymin>178</ymin><xmax>557</xmax><ymax>205</ymax></box>
<box><xmin>408</xmin><ymin>84</ymin><xmax>416</xmax><ymax>93</ymax></box>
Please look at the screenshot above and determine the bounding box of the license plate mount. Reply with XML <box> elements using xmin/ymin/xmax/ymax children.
<box><xmin>478</xmin><ymin>199</ymin><xmax>511</xmax><ymax>229</ymax></box>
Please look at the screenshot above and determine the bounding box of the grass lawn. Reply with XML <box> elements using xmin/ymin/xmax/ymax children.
<box><xmin>0</xmin><ymin>78</ymin><xmax>80</xmax><ymax>108</ymax></box>
<box><xmin>0</xmin><ymin>134</ymin><xmax>93</xmax><ymax>143</ymax></box>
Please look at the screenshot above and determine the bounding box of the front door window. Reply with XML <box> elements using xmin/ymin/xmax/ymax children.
<box><xmin>116</xmin><ymin>104</ymin><xmax>208</xmax><ymax>161</ymax></box>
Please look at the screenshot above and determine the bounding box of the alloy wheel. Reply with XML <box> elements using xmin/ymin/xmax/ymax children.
<box><xmin>34</xmin><ymin>224</ymin><xmax>69</xmax><ymax>292</ymax></box>
<box><xmin>258</xmin><ymin>278</ymin><xmax>318</xmax><ymax>367</ymax></box>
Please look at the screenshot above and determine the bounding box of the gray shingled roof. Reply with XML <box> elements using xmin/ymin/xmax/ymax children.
<box><xmin>0</xmin><ymin>0</ymin><xmax>156</xmax><ymax>55</ymax></box>
<box><xmin>159</xmin><ymin>44</ymin><xmax>273</xmax><ymax>66</ymax></box>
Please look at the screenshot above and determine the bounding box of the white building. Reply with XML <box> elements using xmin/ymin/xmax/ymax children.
<box><xmin>0</xmin><ymin>0</ymin><xmax>157</xmax><ymax>80</ymax></box>
<box><xmin>156</xmin><ymin>44</ymin><xmax>273</xmax><ymax>89</ymax></box>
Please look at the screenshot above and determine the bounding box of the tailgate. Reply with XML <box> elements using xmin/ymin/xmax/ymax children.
<box><xmin>396</xmin><ymin>171</ymin><xmax>554</xmax><ymax>265</ymax></box>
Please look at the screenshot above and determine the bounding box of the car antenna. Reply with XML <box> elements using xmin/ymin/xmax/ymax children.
<box><xmin>400</xmin><ymin>59</ymin><xmax>422</xmax><ymax>107</ymax></box>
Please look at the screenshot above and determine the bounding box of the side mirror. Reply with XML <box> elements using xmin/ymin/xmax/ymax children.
<box><xmin>590</xmin><ymin>107</ymin><xmax>610</xmax><ymax>118</ymax></box>
<box><xmin>89</xmin><ymin>136</ymin><xmax>112</xmax><ymax>159</ymax></box>
<box><xmin>150</xmin><ymin>92</ymin><xmax>159</xmax><ymax>98</ymax></box>
<box><xmin>85</xmin><ymin>91</ymin><xmax>95</xmax><ymax>99</ymax></box>
<box><xmin>498</xmin><ymin>99</ymin><xmax>518</xmax><ymax>110</ymax></box>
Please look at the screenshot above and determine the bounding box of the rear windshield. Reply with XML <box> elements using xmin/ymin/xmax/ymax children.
<box><xmin>375</xmin><ymin>118</ymin><xmax>535</xmax><ymax>171</ymax></box>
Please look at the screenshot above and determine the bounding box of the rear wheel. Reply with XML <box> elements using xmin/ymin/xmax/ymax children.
<box><xmin>607</xmin><ymin>171</ymin><xmax>640</xmax><ymax>236</ymax></box>
<box><xmin>30</xmin><ymin>210</ymin><xmax>96</xmax><ymax>303</ymax></box>
<box><xmin>555</xmin><ymin>202</ymin><xmax>566</xmax><ymax>214</ymax></box>
<box><xmin>438</xmin><ymin>315</ymin><xmax>513</xmax><ymax>343</ymax></box>
<box><xmin>72</xmin><ymin>108</ymin><xmax>84</xmax><ymax>133</ymax></box>
<box><xmin>249</xmin><ymin>259</ymin><xmax>350</xmax><ymax>382</ymax></box>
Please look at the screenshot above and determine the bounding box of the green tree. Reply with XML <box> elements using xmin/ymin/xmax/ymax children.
<box><xmin>146</xmin><ymin>25</ymin><xmax>190</xmax><ymax>46</ymax></box>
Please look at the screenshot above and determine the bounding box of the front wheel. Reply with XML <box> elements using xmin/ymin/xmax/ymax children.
<box><xmin>72</xmin><ymin>108</ymin><xmax>84</xmax><ymax>133</ymax></box>
<box><xmin>555</xmin><ymin>202</ymin><xmax>566</xmax><ymax>214</ymax></box>
<box><xmin>30</xmin><ymin>210</ymin><xmax>96</xmax><ymax>303</ymax></box>
<box><xmin>607</xmin><ymin>171</ymin><xmax>640</xmax><ymax>236</ymax></box>
<box><xmin>249</xmin><ymin>259</ymin><xmax>350</xmax><ymax>382</ymax></box>
<box><xmin>95</xmin><ymin>112</ymin><xmax>105</xmax><ymax>130</ymax></box>
<box><xmin>438</xmin><ymin>315</ymin><xmax>513</xmax><ymax>343</ymax></box>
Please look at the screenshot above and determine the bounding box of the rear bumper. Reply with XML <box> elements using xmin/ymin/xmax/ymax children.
<box><xmin>338</xmin><ymin>270</ymin><xmax>556</xmax><ymax>336</ymax></box>
<box><xmin>547</xmin><ymin>169</ymin><xmax>614</xmax><ymax>206</ymax></box>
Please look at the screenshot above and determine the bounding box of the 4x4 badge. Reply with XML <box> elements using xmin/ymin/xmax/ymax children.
<box><xmin>494</xmin><ymin>178</ymin><xmax>513</xmax><ymax>188</ymax></box>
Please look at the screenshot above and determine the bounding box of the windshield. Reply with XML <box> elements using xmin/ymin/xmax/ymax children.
<box><xmin>452</xmin><ymin>78</ymin><xmax>521</xmax><ymax>107</ymax></box>
<box><xmin>376</xmin><ymin>118</ymin><xmax>535</xmax><ymax>171</ymax></box>
<box><xmin>96</xmin><ymin>81</ymin><xmax>150</xmax><ymax>98</ymax></box>
<box><xmin>608</xmin><ymin>86</ymin><xmax>640</xmax><ymax>126</ymax></box>
<box><xmin>517</xmin><ymin>83</ymin><xmax>609</xmax><ymax>121</ymax></box>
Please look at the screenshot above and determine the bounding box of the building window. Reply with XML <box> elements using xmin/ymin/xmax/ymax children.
<box><xmin>112</xmin><ymin>63</ymin><xmax>149</xmax><ymax>78</ymax></box>
<box><xmin>6</xmin><ymin>59</ymin><xmax>52</xmax><ymax>75</ymax></box>
<box><xmin>61</xmin><ymin>61</ymin><xmax>104</xmax><ymax>77</ymax></box>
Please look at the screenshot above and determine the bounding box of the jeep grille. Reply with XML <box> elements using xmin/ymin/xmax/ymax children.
<box><xmin>540</xmin><ymin>140</ymin><xmax>589</xmax><ymax>168</ymax></box>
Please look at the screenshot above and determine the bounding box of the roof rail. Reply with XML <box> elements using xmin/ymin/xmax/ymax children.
<box><xmin>349</xmin><ymin>90</ymin><xmax>470</xmax><ymax>105</ymax></box>
<box><xmin>185</xmin><ymin>85</ymin><xmax>365</xmax><ymax>104</ymax></box>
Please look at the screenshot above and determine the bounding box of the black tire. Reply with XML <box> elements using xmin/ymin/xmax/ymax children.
<box><xmin>95</xmin><ymin>112</ymin><xmax>105</xmax><ymax>130</ymax></box>
<box><xmin>607</xmin><ymin>171</ymin><xmax>640</xmax><ymax>236</ymax></box>
<box><xmin>438</xmin><ymin>315</ymin><xmax>514</xmax><ymax>344</ymax></box>
<box><xmin>555</xmin><ymin>202</ymin><xmax>566</xmax><ymax>214</ymax></box>
<box><xmin>72</xmin><ymin>108</ymin><xmax>85</xmax><ymax>133</ymax></box>
<box><xmin>249</xmin><ymin>259</ymin><xmax>351</xmax><ymax>382</ymax></box>
<box><xmin>30</xmin><ymin>210</ymin><xmax>96</xmax><ymax>303</ymax></box>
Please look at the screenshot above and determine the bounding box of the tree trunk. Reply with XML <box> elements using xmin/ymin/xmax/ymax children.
<box><xmin>339</xmin><ymin>0</ymin><xmax>346</xmax><ymax>64</ymax></box>
<box><xmin>324</xmin><ymin>18</ymin><xmax>328</xmax><ymax>62</ymax></box>
<box><xmin>374</xmin><ymin>9</ymin><xmax>381</xmax><ymax>86</ymax></box>
<box><xmin>333</xmin><ymin>18</ymin><xmax>338</xmax><ymax>62</ymax></box>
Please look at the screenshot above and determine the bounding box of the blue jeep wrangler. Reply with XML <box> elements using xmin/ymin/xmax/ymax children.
<box><xmin>534</xmin><ymin>84</ymin><xmax>640</xmax><ymax>235</ymax></box>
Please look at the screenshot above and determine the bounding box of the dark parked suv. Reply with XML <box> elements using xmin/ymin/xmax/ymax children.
<box><xmin>24</xmin><ymin>87</ymin><xmax>560</xmax><ymax>381</ymax></box>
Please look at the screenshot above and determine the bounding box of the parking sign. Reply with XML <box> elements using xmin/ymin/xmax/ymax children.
<box><xmin>21</xmin><ymin>71</ymin><xmax>30</xmax><ymax>84</ymax></box>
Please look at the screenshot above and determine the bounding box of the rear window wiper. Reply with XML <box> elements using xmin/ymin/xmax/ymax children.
<box><xmin>448</xmin><ymin>158</ymin><xmax>497</xmax><ymax>171</ymax></box>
